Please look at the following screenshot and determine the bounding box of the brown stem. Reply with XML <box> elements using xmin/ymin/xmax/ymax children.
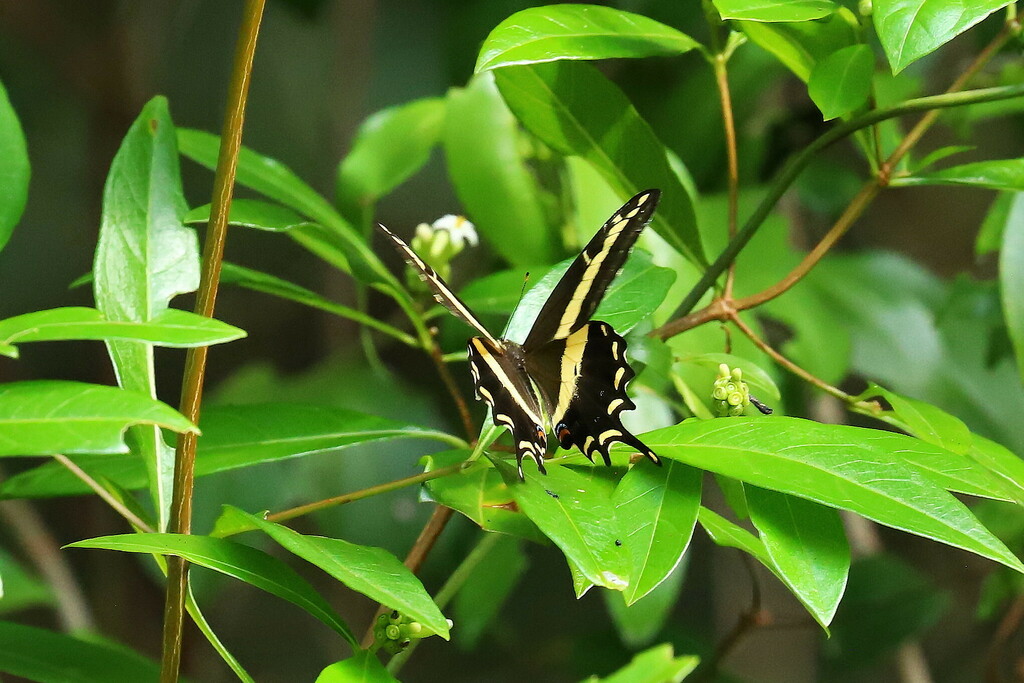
<box><xmin>713</xmin><ymin>53</ymin><xmax>740</xmax><ymax>300</ymax></box>
<box><xmin>427</xmin><ymin>326</ymin><xmax>476</xmax><ymax>441</ymax></box>
<box><xmin>986</xmin><ymin>594</ymin><xmax>1024</xmax><ymax>683</ymax></box>
<box><xmin>160</xmin><ymin>2</ymin><xmax>265</xmax><ymax>681</ymax></box>
<box><xmin>54</xmin><ymin>455</ymin><xmax>154</xmax><ymax>533</ymax></box>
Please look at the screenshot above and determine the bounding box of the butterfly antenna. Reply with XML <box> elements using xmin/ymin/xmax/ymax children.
<box><xmin>518</xmin><ymin>271</ymin><xmax>531</xmax><ymax>303</ymax></box>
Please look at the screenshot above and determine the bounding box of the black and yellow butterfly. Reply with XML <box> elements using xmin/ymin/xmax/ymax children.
<box><xmin>378</xmin><ymin>190</ymin><xmax>662</xmax><ymax>479</ymax></box>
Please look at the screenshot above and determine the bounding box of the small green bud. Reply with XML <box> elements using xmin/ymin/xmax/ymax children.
<box><xmin>385</xmin><ymin>624</ymin><xmax>402</xmax><ymax>640</ymax></box>
<box><xmin>400</xmin><ymin>622</ymin><xmax>424</xmax><ymax>638</ymax></box>
<box><xmin>858</xmin><ymin>0</ymin><xmax>872</xmax><ymax>16</ymax></box>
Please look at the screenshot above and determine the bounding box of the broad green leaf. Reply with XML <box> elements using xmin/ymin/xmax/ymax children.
<box><xmin>337</xmin><ymin>98</ymin><xmax>445</xmax><ymax>228</ymax></box>
<box><xmin>184</xmin><ymin>199</ymin><xmax>314</xmax><ymax>232</ymax></box>
<box><xmin>0</xmin><ymin>621</ymin><xmax>163</xmax><ymax>682</ymax></box>
<box><xmin>697</xmin><ymin>507</ymin><xmax>772</xmax><ymax>566</ymax></box>
<box><xmin>476</xmin><ymin>5</ymin><xmax>700</xmax><ymax>72</ymax></box>
<box><xmin>675</xmin><ymin>352</ymin><xmax>780</xmax><ymax>402</ymax></box>
<box><xmin>580</xmin><ymin>643</ymin><xmax>699</xmax><ymax>683</ymax></box>
<box><xmin>1</xmin><ymin>403</ymin><xmax>453</xmax><ymax>498</ymax></box>
<box><xmin>738</xmin><ymin>8</ymin><xmax>859</xmax><ymax>81</ymax></box>
<box><xmin>94</xmin><ymin>96</ymin><xmax>198</xmax><ymax>531</ymax></box>
<box><xmin>452</xmin><ymin>534</ymin><xmax>527</xmax><ymax>649</ymax></box>
<box><xmin>66</xmin><ymin>532</ymin><xmax>356</xmax><ymax>645</ymax></box>
<box><xmin>643</xmin><ymin>417</ymin><xmax>1024</xmax><ymax>573</ymax></box>
<box><xmin>604</xmin><ymin>558</ymin><xmax>687</xmax><ymax>647</ymax></box>
<box><xmin>494</xmin><ymin>61</ymin><xmax>704</xmax><ymax>265</ymax></box>
<box><xmin>864</xmin><ymin>384</ymin><xmax>971</xmax><ymax>454</ymax></box>
<box><xmin>874</xmin><ymin>0</ymin><xmax>1013</xmax><ymax>73</ymax></box>
<box><xmin>613</xmin><ymin>460</ymin><xmax>701</xmax><ymax>604</ymax></box>
<box><xmin>235</xmin><ymin>508</ymin><xmax>450</xmax><ymax>638</ymax></box>
<box><xmin>747</xmin><ymin>487</ymin><xmax>850</xmax><ymax>627</ymax></box>
<box><xmin>808</xmin><ymin>44</ymin><xmax>874</xmax><ymax>120</ymax></box>
<box><xmin>899</xmin><ymin>158</ymin><xmax>1024</xmax><ymax>191</ymax></box>
<box><xmin>0</xmin><ymin>381</ymin><xmax>194</xmax><ymax>457</ymax></box>
<box><xmin>714</xmin><ymin>0</ymin><xmax>838</xmax><ymax>22</ymax></box>
<box><xmin>1001</xmin><ymin>184</ymin><xmax>1024</xmax><ymax>384</ymax></box>
<box><xmin>444</xmin><ymin>73</ymin><xmax>558</xmax><ymax>266</ymax></box>
<box><xmin>315</xmin><ymin>651</ymin><xmax>398</xmax><ymax>683</ymax></box>
<box><xmin>0</xmin><ymin>307</ymin><xmax>244</xmax><ymax>359</ymax></box>
<box><xmin>422</xmin><ymin>451</ymin><xmax>547</xmax><ymax>543</ymax></box>
<box><xmin>0</xmin><ymin>79</ymin><xmax>29</xmax><ymax>253</ymax></box>
<box><xmin>496</xmin><ymin>460</ymin><xmax>630</xmax><ymax>590</ymax></box>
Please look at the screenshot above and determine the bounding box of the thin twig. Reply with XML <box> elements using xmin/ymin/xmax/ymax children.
<box><xmin>54</xmin><ymin>455</ymin><xmax>154</xmax><ymax>533</ymax></box>
<box><xmin>713</xmin><ymin>53</ymin><xmax>740</xmax><ymax>301</ymax></box>
<box><xmin>986</xmin><ymin>594</ymin><xmax>1024</xmax><ymax>683</ymax></box>
<box><xmin>161</xmin><ymin>2</ymin><xmax>265</xmax><ymax>681</ymax></box>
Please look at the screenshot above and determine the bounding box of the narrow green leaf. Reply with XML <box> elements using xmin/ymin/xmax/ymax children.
<box><xmin>581</xmin><ymin>643</ymin><xmax>699</xmax><ymax>683</ymax></box>
<box><xmin>0</xmin><ymin>403</ymin><xmax>455</xmax><ymax>498</ymax></box>
<box><xmin>613</xmin><ymin>460</ymin><xmax>701</xmax><ymax>604</ymax></box>
<box><xmin>184</xmin><ymin>199</ymin><xmax>314</xmax><ymax>232</ymax></box>
<box><xmin>1001</xmin><ymin>183</ymin><xmax>1024</xmax><ymax>384</ymax></box>
<box><xmin>899</xmin><ymin>158</ymin><xmax>1024</xmax><ymax>191</ymax></box>
<box><xmin>452</xmin><ymin>535</ymin><xmax>527</xmax><ymax>649</ymax></box>
<box><xmin>235</xmin><ymin>508</ymin><xmax>450</xmax><ymax>638</ymax></box>
<box><xmin>0</xmin><ymin>381</ymin><xmax>194</xmax><ymax>457</ymax></box>
<box><xmin>874</xmin><ymin>0</ymin><xmax>1013</xmax><ymax>73</ymax></box>
<box><xmin>645</xmin><ymin>417</ymin><xmax>1024</xmax><ymax>573</ymax></box>
<box><xmin>497</xmin><ymin>461</ymin><xmax>630</xmax><ymax>590</ymax></box>
<box><xmin>698</xmin><ymin>507</ymin><xmax>770</xmax><ymax>563</ymax></box>
<box><xmin>808</xmin><ymin>44</ymin><xmax>874</xmax><ymax>120</ymax></box>
<box><xmin>0</xmin><ymin>307</ymin><xmax>244</xmax><ymax>357</ymax></box>
<box><xmin>66</xmin><ymin>533</ymin><xmax>356</xmax><ymax>645</ymax></box>
<box><xmin>747</xmin><ymin>487</ymin><xmax>850</xmax><ymax>627</ymax></box>
<box><xmin>913</xmin><ymin>145</ymin><xmax>974</xmax><ymax>174</ymax></box>
<box><xmin>476</xmin><ymin>5</ymin><xmax>700</xmax><ymax>72</ymax></box>
<box><xmin>186</xmin><ymin>585</ymin><xmax>255</xmax><ymax>683</ymax></box>
<box><xmin>0</xmin><ymin>79</ymin><xmax>29</xmax><ymax>253</ymax></box>
<box><xmin>737</xmin><ymin>7</ymin><xmax>859</xmax><ymax>81</ymax></box>
<box><xmin>0</xmin><ymin>623</ymin><xmax>164</xmax><ymax>682</ymax></box>
<box><xmin>444</xmin><ymin>73</ymin><xmax>558</xmax><ymax>266</ymax></box>
<box><xmin>494</xmin><ymin>61</ymin><xmax>704</xmax><ymax>265</ymax></box>
<box><xmin>865</xmin><ymin>384</ymin><xmax>971</xmax><ymax>454</ymax></box>
<box><xmin>315</xmin><ymin>652</ymin><xmax>398</xmax><ymax>683</ymax></box>
<box><xmin>337</xmin><ymin>98</ymin><xmax>445</xmax><ymax>228</ymax></box>
<box><xmin>968</xmin><ymin>435</ymin><xmax>1024</xmax><ymax>506</ymax></box>
<box><xmin>714</xmin><ymin>0</ymin><xmax>839</xmax><ymax>22</ymax></box>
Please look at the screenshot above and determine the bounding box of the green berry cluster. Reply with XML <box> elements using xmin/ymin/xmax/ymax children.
<box><xmin>373</xmin><ymin>611</ymin><xmax>430</xmax><ymax>655</ymax></box>
<box><xmin>712</xmin><ymin>364</ymin><xmax>750</xmax><ymax>417</ymax></box>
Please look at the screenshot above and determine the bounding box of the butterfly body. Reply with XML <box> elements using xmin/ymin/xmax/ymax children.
<box><xmin>379</xmin><ymin>189</ymin><xmax>662</xmax><ymax>479</ymax></box>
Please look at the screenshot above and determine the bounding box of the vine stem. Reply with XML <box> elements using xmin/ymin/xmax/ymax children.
<box><xmin>160</xmin><ymin>2</ymin><xmax>265</xmax><ymax>681</ymax></box>
<box><xmin>54</xmin><ymin>455</ymin><xmax>153</xmax><ymax>532</ymax></box>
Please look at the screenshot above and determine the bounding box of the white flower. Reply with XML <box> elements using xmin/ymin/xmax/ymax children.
<box><xmin>430</xmin><ymin>214</ymin><xmax>478</xmax><ymax>248</ymax></box>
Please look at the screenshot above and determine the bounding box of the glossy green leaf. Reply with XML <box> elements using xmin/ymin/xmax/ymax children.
<box><xmin>864</xmin><ymin>384</ymin><xmax>971</xmax><ymax>454</ymax></box>
<box><xmin>0</xmin><ymin>381</ymin><xmax>194</xmax><ymax>457</ymax></box>
<box><xmin>714</xmin><ymin>0</ymin><xmax>838</xmax><ymax>21</ymax></box>
<box><xmin>0</xmin><ymin>621</ymin><xmax>163</xmax><ymax>682</ymax></box>
<box><xmin>0</xmin><ymin>403</ymin><xmax>452</xmax><ymax>498</ymax></box>
<box><xmin>66</xmin><ymin>532</ymin><xmax>356</xmax><ymax>645</ymax></box>
<box><xmin>697</xmin><ymin>507</ymin><xmax>772</xmax><ymax>566</ymax></box>
<box><xmin>0</xmin><ymin>79</ymin><xmax>29</xmax><ymax>253</ymax></box>
<box><xmin>675</xmin><ymin>352</ymin><xmax>780</xmax><ymax>402</ymax></box>
<box><xmin>808</xmin><ymin>44</ymin><xmax>874</xmax><ymax>120</ymax></box>
<box><xmin>452</xmin><ymin>534</ymin><xmax>527</xmax><ymax>649</ymax></box>
<box><xmin>899</xmin><ymin>158</ymin><xmax>1024</xmax><ymax>191</ymax></box>
<box><xmin>494</xmin><ymin>61</ymin><xmax>704</xmax><ymax>265</ymax></box>
<box><xmin>476</xmin><ymin>5</ymin><xmax>699</xmax><ymax>72</ymax></box>
<box><xmin>444</xmin><ymin>73</ymin><xmax>557</xmax><ymax>266</ymax></box>
<box><xmin>613</xmin><ymin>460</ymin><xmax>701</xmax><ymax>604</ymax></box>
<box><xmin>184</xmin><ymin>199</ymin><xmax>314</xmax><ymax>232</ymax></box>
<box><xmin>337</xmin><ymin>97</ymin><xmax>445</xmax><ymax>228</ymax></box>
<box><xmin>0</xmin><ymin>307</ymin><xmax>244</xmax><ymax>359</ymax></box>
<box><xmin>497</xmin><ymin>461</ymin><xmax>630</xmax><ymax>590</ymax></box>
<box><xmin>968</xmin><ymin>435</ymin><xmax>1024</xmax><ymax>506</ymax></box>
<box><xmin>738</xmin><ymin>7</ymin><xmax>859</xmax><ymax>81</ymax></box>
<box><xmin>747</xmin><ymin>487</ymin><xmax>849</xmax><ymax>627</ymax></box>
<box><xmin>581</xmin><ymin>643</ymin><xmax>699</xmax><ymax>683</ymax></box>
<box><xmin>605</xmin><ymin>558</ymin><xmax>687</xmax><ymax>647</ymax></box>
<box><xmin>874</xmin><ymin>0</ymin><xmax>1013</xmax><ymax>73</ymax></box>
<box><xmin>1001</xmin><ymin>184</ymin><xmax>1024</xmax><ymax>384</ymax></box>
<box><xmin>236</xmin><ymin>508</ymin><xmax>450</xmax><ymax>639</ymax></box>
<box><xmin>315</xmin><ymin>651</ymin><xmax>398</xmax><ymax>683</ymax></box>
<box><xmin>643</xmin><ymin>417</ymin><xmax>1024</xmax><ymax>573</ymax></box>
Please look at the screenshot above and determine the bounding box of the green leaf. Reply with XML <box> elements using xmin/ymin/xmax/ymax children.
<box><xmin>697</xmin><ymin>507</ymin><xmax>772</xmax><ymax>566</ymax></box>
<box><xmin>874</xmin><ymin>0</ymin><xmax>1013</xmax><ymax>73</ymax></box>
<box><xmin>0</xmin><ymin>550</ymin><xmax>52</xmax><ymax>615</ymax></box>
<box><xmin>605</xmin><ymin>558</ymin><xmax>687</xmax><ymax>647</ymax></box>
<box><xmin>913</xmin><ymin>145</ymin><xmax>974</xmax><ymax>174</ymax></box>
<box><xmin>747</xmin><ymin>487</ymin><xmax>850</xmax><ymax>627</ymax></box>
<box><xmin>0</xmin><ymin>381</ymin><xmax>195</xmax><ymax>457</ymax></box>
<box><xmin>497</xmin><ymin>461</ymin><xmax>630</xmax><ymax>590</ymax></box>
<box><xmin>184</xmin><ymin>199</ymin><xmax>314</xmax><ymax>232</ymax></box>
<box><xmin>337</xmin><ymin>97</ymin><xmax>445</xmax><ymax>228</ymax></box>
<box><xmin>738</xmin><ymin>7</ymin><xmax>859</xmax><ymax>81</ymax></box>
<box><xmin>580</xmin><ymin>643</ymin><xmax>699</xmax><ymax>683</ymax></box>
<box><xmin>644</xmin><ymin>417</ymin><xmax>1024</xmax><ymax>573</ymax></box>
<box><xmin>977</xmin><ymin>191</ymin><xmax>1019</xmax><ymax>256</ymax></box>
<box><xmin>675</xmin><ymin>352</ymin><xmax>781</xmax><ymax>402</ymax></box>
<box><xmin>0</xmin><ymin>79</ymin><xmax>29</xmax><ymax>253</ymax></box>
<box><xmin>899</xmin><ymin>158</ymin><xmax>1024</xmax><ymax>191</ymax></box>
<box><xmin>714</xmin><ymin>0</ymin><xmax>839</xmax><ymax>22</ymax></box>
<box><xmin>0</xmin><ymin>307</ymin><xmax>244</xmax><ymax>359</ymax></box>
<box><xmin>315</xmin><ymin>652</ymin><xmax>398</xmax><ymax>683</ymax></box>
<box><xmin>494</xmin><ymin>61</ymin><xmax>704</xmax><ymax>265</ymax></box>
<box><xmin>613</xmin><ymin>460</ymin><xmax>701</xmax><ymax>604</ymax></box>
<box><xmin>66</xmin><ymin>532</ymin><xmax>356</xmax><ymax>646</ymax></box>
<box><xmin>444</xmin><ymin>73</ymin><xmax>558</xmax><ymax>266</ymax></box>
<box><xmin>864</xmin><ymin>384</ymin><xmax>971</xmax><ymax>454</ymax></box>
<box><xmin>476</xmin><ymin>4</ymin><xmax>700</xmax><ymax>72</ymax></box>
<box><xmin>235</xmin><ymin>508</ymin><xmax>451</xmax><ymax>638</ymax></box>
<box><xmin>0</xmin><ymin>403</ymin><xmax>455</xmax><ymax>498</ymax></box>
<box><xmin>452</xmin><ymin>535</ymin><xmax>527</xmax><ymax>649</ymax></box>
<box><xmin>1001</xmin><ymin>185</ymin><xmax>1024</xmax><ymax>384</ymax></box>
<box><xmin>968</xmin><ymin>434</ymin><xmax>1024</xmax><ymax>506</ymax></box>
<box><xmin>807</xmin><ymin>44</ymin><xmax>874</xmax><ymax>120</ymax></box>
<box><xmin>0</xmin><ymin>621</ymin><xmax>163</xmax><ymax>682</ymax></box>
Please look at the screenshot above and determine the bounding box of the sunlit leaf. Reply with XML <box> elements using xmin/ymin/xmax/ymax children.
<box><xmin>580</xmin><ymin>643</ymin><xmax>699</xmax><ymax>682</ymax></box>
<box><xmin>714</xmin><ymin>0</ymin><xmax>839</xmax><ymax>22</ymax></box>
<box><xmin>315</xmin><ymin>651</ymin><xmax>398</xmax><ymax>683</ymax></box>
<box><xmin>807</xmin><ymin>44</ymin><xmax>874</xmax><ymax>120</ymax></box>
<box><xmin>184</xmin><ymin>199</ymin><xmax>314</xmax><ymax>232</ymax></box>
<box><xmin>899</xmin><ymin>159</ymin><xmax>1024</xmax><ymax>191</ymax></box>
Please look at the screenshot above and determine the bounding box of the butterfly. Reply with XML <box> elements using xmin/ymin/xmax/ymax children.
<box><xmin>378</xmin><ymin>189</ymin><xmax>662</xmax><ymax>479</ymax></box>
